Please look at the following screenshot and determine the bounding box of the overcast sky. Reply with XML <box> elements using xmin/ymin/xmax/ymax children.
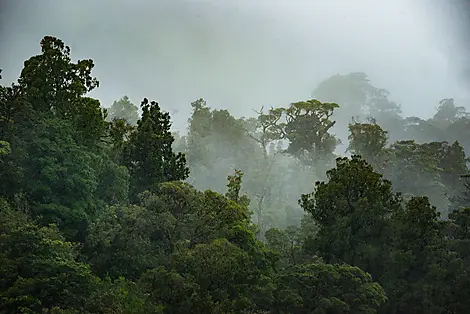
<box><xmin>0</xmin><ymin>0</ymin><xmax>469</xmax><ymax>131</ymax></box>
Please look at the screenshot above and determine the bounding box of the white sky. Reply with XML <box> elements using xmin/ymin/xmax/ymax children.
<box><xmin>0</xmin><ymin>0</ymin><xmax>468</xmax><ymax>131</ymax></box>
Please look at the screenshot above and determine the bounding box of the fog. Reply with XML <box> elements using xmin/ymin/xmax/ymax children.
<box><xmin>0</xmin><ymin>0</ymin><xmax>469</xmax><ymax>132</ymax></box>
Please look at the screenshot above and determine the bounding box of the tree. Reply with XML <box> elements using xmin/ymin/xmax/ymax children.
<box><xmin>0</xmin><ymin>199</ymin><xmax>155</xmax><ymax>314</ymax></box>
<box><xmin>382</xmin><ymin>196</ymin><xmax>461</xmax><ymax>314</ymax></box>
<box><xmin>139</xmin><ymin>237</ymin><xmax>273</xmax><ymax>314</ymax></box>
<box><xmin>232</xmin><ymin>107</ymin><xmax>290</xmax><ymax>235</ymax></box>
<box><xmin>459</xmin><ymin>174</ymin><xmax>470</xmax><ymax>209</ymax></box>
<box><xmin>445</xmin><ymin>117</ymin><xmax>470</xmax><ymax>155</ymax></box>
<box><xmin>19</xmin><ymin>117</ymin><xmax>102</xmax><ymax>241</ymax></box>
<box><xmin>139</xmin><ymin>179</ymin><xmax>251</xmax><ymax>251</ymax></box>
<box><xmin>173</xmin><ymin>238</ymin><xmax>272</xmax><ymax>313</ymax></box>
<box><xmin>258</xmin><ymin>100</ymin><xmax>340</xmax><ymax>175</ymax></box>
<box><xmin>94</xmin><ymin>158</ymin><xmax>130</xmax><ymax>206</ymax></box>
<box><xmin>107</xmin><ymin>117</ymin><xmax>135</xmax><ymax>164</ymax></box>
<box><xmin>184</xmin><ymin>98</ymin><xmax>258</xmax><ymax>189</ymax></box>
<box><xmin>273</xmin><ymin>262</ymin><xmax>387</xmax><ymax>313</ymax></box>
<box><xmin>107</xmin><ymin>96</ymin><xmax>139</xmax><ymax>126</ymax></box>
<box><xmin>313</xmin><ymin>72</ymin><xmax>402</xmax><ymax>120</ymax></box>
<box><xmin>225</xmin><ymin>169</ymin><xmax>250</xmax><ymax>208</ymax></box>
<box><xmin>313</xmin><ymin>72</ymin><xmax>403</xmax><ymax>142</ymax></box>
<box><xmin>17</xmin><ymin>37</ymin><xmax>107</xmax><ymax>147</ymax></box>
<box><xmin>7</xmin><ymin>33</ymin><xmax>470</xmax><ymax>313</ymax></box>
<box><xmin>300</xmin><ymin>156</ymin><xmax>401</xmax><ymax>276</ymax></box>
<box><xmin>348</xmin><ymin>119</ymin><xmax>388</xmax><ymax>165</ymax></box>
<box><xmin>401</xmin><ymin>116</ymin><xmax>444</xmax><ymax>143</ymax></box>
<box><xmin>382</xmin><ymin>140</ymin><xmax>468</xmax><ymax>216</ymax></box>
<box><xmin>124</xmin><ymin>98</ymin><xmax>189</xmax><ymax>199</ymax></box>
<box><xmin>84</xmin><ymin>204</ymin><xmax>168</xmax><ymax>280</ymax></box>
<box><xmin>0</xmin><ymin>201</ymin><xmax>99</xmax><ymax>313</ymax></box>
<box><xmin>265</xmin><ymin>226</ymin><xmax>303</xmax><ymax>266</ymax></box>
<box><xmin>17</xmin><ymin>36</ymin><xmax>98</xmax><ymax>116</ymax></box>
<box><xmin>71</xmin><ymin>96</ymin><xmax>108</xmax><ymax>147</ymax></box>
<box><xmin>283</xmin><ymin>100</ymin><xmax>339</xmax><ymax>166</ymax></box>
<box><xmin>0</xmin><ymin>80</ymin><xmax>33</xmax><ymax>199</ymax></box>
<box><xmin>313</xmin><ymin>73</ymin><xmax>372</xmax><ymax>113</ymax></box>
<box><xmin>431</xmin><ymin>98</ymin><xmax>468</xmax><ymax>129</ymax></box>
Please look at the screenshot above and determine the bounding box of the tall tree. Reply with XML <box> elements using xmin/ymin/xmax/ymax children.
<box><xmin>124</xmin><ymin>98</ymin><xmax>189</xmax><ymax>199</ymax></box>
<box><xmin>16</xmin><ymin>36</ymin><xmax>107</xmax><ymax>147</ymax></box>
<box><xmin>17</xmin><ymin>36</ymin><xmax>98</xmax><ymax>116</ymax></box>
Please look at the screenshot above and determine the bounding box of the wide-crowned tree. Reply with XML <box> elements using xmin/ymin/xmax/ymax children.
<box><xmin>300</xmin><ymin>155</ymin><xmax>402</xmax><ymax>276</ymax></box>
<box><xmin>261</xmin><ymin>100</ymin><xmax>339</xmax><ymax>168</ymax></box>
<box><xmin>273</xmin><ymin>262</ymin><xmax>387</xmax><ymax>313</ymax></box>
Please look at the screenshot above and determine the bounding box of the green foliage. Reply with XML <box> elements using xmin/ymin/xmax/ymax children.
<box><xmin>300</xmin><ymin>155</ymin><xmax>401</xmax><ymax>275</ymax></box>
<box><xmin>274</xmin><ymin>262</ymin><xmax>387</xmax><ymax>313</ymax></box>
<box><xmin>3</xmin><ymin>35</ymin><xmax>470</xmax><ymax>314</ymax></box>
<box><xmin>0</xmin><ymin>140</ymin><xmax>10</xmax><ymax>155</ymax></box>
<box><xmin>0</xmin><ymin>203</ymin><xmax>98</xmax><ymax>313</ymax></box>
<box><xmin>265</xmin><ymin>226</ymin><xmax>303</xmax><ymax>266</ymax></box>
<box><xmin>173</xmin><ymin>238</ymin><xmax>269</xmax><ymax>312</ymax></box>
<box><xmin>133</xmin><ymin>182</ymin><xmax>276</xmax><ymax>312</ymax></box>
<box><xmin>72</xmin><ymin>97</ymin><xmax>108</xmax><ymax>147</ymax></box>
<box><xmin>87</xmin><ymin>277</ymin><xmax>159</xmax><ymax>314</ymax></box>
<box><xmin>18</xmin><ymin>36</ymin><xmax>98</xmax><ymax>115</ymax></box>
<box><xmin>299</xmin><ymin>155</ymin><xmax>470</xmax><ymax>313</ymax></box>
<box><xmin>124</xmin><ymin>98</ymin><xmax>189</xmax><ymax>199</ymax></box>
<box><xmin>94</xmin><ymin>158</ymin><xmax>130</xmax><ymax>206</ymax></box>
<box><xmin>183</xmin><ymin>99</ymin><xmax>294</xmax><ymax>234</ymax></box>
<box><xmin>86</xmin><ymin>177</ymin><xmax>255</xmax><ymax>282</ymax></box>
<box><xmin>383</xmin><ymin>140</ymin><xmax>468</xmax><ymax>214</ymax></box>
<box><xmin>17</xmin><ymin>36</ymin><xmax>107</xmax><ymax>147</ymax></box>
<box><xmin>107</xmin><ymin>117</ymin><xmax>135</xmax><ymax>164</ymax></box>
<box><xmin>262</xmin><ymin>100</ymin><xmax>340</xmax><ymax>167</ymax></box>
<box><xmin>226</xmin><ymin>169</ymin><xmax>250</xmax><ymax>207</ymax></box>
<box><xmin>18</xmin><ymin>118</ymin><xmax>103</xmax><ymax>241</ymax></box>
<box><xmin>381</xmin><ymin>196</ymin><xmax>463</xmax><ymax>314</ymax></box>
<box><xmin>283</xmin><ymin>100</ymin><xmax>339</xmax><ymax>164</ymax></box>
<box><xmin>85</xmin><ymin>204</ymin><xmax>166</xmax><ymax>280</ymax></box>
<box><xmin>348</xmin><ymin>120</ymin><xmax>388</xmax><ymax>161</ymax></box>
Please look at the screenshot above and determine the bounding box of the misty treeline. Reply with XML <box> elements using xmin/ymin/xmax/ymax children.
<box><xmin>1</xmin><ymin>36</ymin><xmax>470</xmax><ymax>314</ymax></box>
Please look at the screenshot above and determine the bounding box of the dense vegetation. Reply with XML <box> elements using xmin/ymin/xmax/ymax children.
<box><xmin>1</xmin><ymin>36</ymin><xmax>470</xmax><ymax>313</ymax></box>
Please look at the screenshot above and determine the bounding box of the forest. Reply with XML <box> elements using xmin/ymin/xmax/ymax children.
<box><xmin>1</xmin><ymin>36</ymin><xmax>470</xmax><ymax>313</ymax></box>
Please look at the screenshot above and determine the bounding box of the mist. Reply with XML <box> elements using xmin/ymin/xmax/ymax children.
<box><xmin>1</xmin><ymin>0</ymin><xmax>469</xmax><ymax>134</ymax></box>
<box><xmin>3</xmin><ymin>2</ymin><xmax>470</xmax><ymax>311</ymax></box>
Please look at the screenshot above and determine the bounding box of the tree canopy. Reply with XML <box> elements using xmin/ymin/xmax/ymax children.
<box><xmin>1</xmin><ymin>35</ymin><xmax>470</xmax><ymax>313</ymax></box>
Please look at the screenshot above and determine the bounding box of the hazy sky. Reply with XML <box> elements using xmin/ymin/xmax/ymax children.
<box><xmin>1</xmin><ymin>0</ymin><xmax>469</xmax><ymax>131</ymax></box>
